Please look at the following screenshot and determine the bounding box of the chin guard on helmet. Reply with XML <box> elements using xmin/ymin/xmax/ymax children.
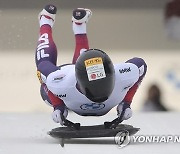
<box><xmin>75</xmin><ymin>49</ymin><xmax>115</xmax><ymax>103</ymax></box>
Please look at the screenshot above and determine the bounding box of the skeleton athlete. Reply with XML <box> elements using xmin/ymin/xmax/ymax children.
<box><xmin>35</xmin><ymin>5</ymin><xmax>147</xmax><ymax>125</ymax></box>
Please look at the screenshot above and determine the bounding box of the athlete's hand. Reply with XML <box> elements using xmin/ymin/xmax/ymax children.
<box><xmin>52</xmin><ymin>106</ymin><xmax>68</xmax><ymax>125</ymax></box>
<box><xmin>117</xmin><ymin>102</ymin><xmax>132</xmax><ymax>121</ymax></box>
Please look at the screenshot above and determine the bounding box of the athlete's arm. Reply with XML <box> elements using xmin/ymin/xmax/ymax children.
<box><xmin>47</xmin><ymin>88</ymin><xmax>65</xmax><ymax>109</ymax></box>
<box><xmin>117</xmin><ymin>57</ymin><xmax>147</xmax><ymax>121</ymax></box>
<box><xmin>123</xmin><ymin>57</ymin><xmax>147</xmax><ymax>104</ymax></box>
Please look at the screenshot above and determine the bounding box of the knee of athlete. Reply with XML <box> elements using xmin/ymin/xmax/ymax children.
<box><xmin>126</xmin><ymin>57</ymin><xmax>147</xmax><ymax>78</ymax></box>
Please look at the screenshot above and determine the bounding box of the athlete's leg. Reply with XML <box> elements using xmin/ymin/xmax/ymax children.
<box><xmin>35</xmin><ymin>5</ymin><xmax>63</xmax><ymax>107</ymax></box>
<box><xmin>35</xmin><ymin>24</ymin><xmax>57</xmax><ymax>67</ymax></box>
<box><xmin>35</xmin><ymin>5</ymin><xmax>59</xmax><ymax>78</ymax></box>
<box><xmin>72</xmin><ymin>8</ymin><xmax>92</xmax><ymax>64</ymax></box>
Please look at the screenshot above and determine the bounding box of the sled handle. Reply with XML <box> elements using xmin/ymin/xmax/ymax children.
<box><xmin>104</xmin><ymin>117</ymin><xmax>123</xmax><ymax>129</ymax></box>
<box><xmin>104</xmin><ymin>109</ymin><xmax>125</xmax><ymax>129</ymax></box>
<box><xmin>60</xmin><ymin>113</ymin><xmax>80</xmax><ymax>130</ymax></box>
<box><xmin>104</xmin><ymin>104</ymin><xmax>127</xmax><ymax>129</ymax></box>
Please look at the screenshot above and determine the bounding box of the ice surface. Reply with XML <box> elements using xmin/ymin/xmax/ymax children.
<box><xmin>0</xmin><ymin>112</ymin><xmax>180</xmax><ymax>154</ymax></box>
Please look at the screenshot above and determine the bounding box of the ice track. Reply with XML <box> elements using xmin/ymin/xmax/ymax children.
<box><xmin>0</xmin><ymin>112</ymin><xmax>180</xmax><ymax>154</ymax></box>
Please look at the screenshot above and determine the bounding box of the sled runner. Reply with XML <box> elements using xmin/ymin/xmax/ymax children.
<box><xmin>48</xmin><ymin>116</ymin><xmax>140</xmax><ymax>147</ymax></box>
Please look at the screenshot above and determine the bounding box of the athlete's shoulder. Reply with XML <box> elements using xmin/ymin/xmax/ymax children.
<box><xmin>114</xmin><ymin>62</ymin><xmax>139</xmax><ymax>86</ymax></box>
<box><xmin>47</xmin><ymin>64</ymin><xmax>75</xmax><ymax>81</ymax></box>
<box><xmin>114</xmin><ymin>62</ymin><xmax>139</xmax><ymax>77</ymax></box>
<box><xmin>46</xmin><ymin>64</ymin><xmax>76</xmax><ymax>95</ymax></box>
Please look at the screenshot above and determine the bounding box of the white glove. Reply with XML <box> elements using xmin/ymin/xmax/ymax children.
<box><xmin>52</xmin><ymin>108</ymin><xmax>68</xmax><ymax>125</ymax></box>
<box><xmin>117</xmin><ymin>102</ymin><xmax>132</xmax><ymax>120</ymax></box>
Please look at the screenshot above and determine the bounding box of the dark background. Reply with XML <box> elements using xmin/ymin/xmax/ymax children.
<box><xmin>1</xmin><ymin>0</ymin><xmax>180</xmax><ymax>51</ymax></box>
<box><xmin>0</xmin><ymin>0</ymin><xmax>169</xmax><ymax>9</ymax></box>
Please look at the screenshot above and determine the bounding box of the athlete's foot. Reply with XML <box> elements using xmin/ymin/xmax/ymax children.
<box><xmin>72</xmin><ymin>8</ymin><xmax>92</xmax><ymax>34</ymax></box>
<box><xmin>72</xmin><ymin>8</ymin><xmax>92</xmax><ymax>24</ymax></box>
<box><xmin>38</xmin><ymin>4</ymin><xmax>57</xmax><ymax>27</ymax></box>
